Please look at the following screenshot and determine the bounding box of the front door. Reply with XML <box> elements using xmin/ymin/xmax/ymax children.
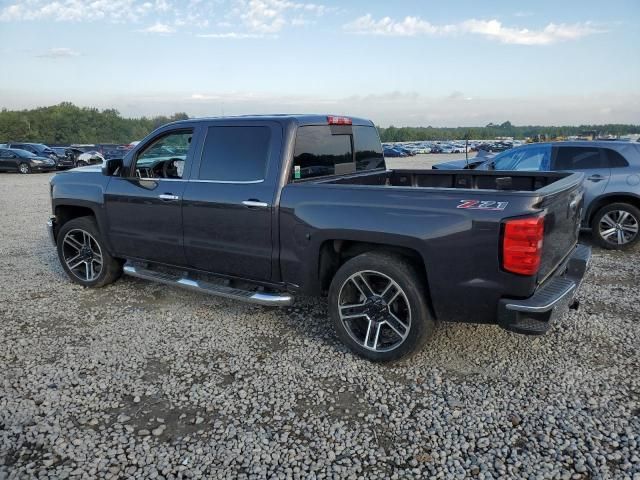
<box><xmin>104</xmin><ymin>128</ymin><xmax>196</xmax><ymax>265</ymax></box>
<box><xmin>182</xmin><ymin>122</ymin><xmax>281</xmax><ymax>281</ymax></box>
<box><xmin>552</xmin><ymin>146</ymin><xmax>611</xmax><ymax>208</ymax></box>
<box><xmin>0</xmin><ymin>150</ymin><xmax>16</xmax><ymax>171</ymax></box>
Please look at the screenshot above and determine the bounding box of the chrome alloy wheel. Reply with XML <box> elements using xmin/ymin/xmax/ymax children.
<box><xmin>338</xmin><ymin>270</ymin><xmax>411</xmax><ymax>352</ymax></box>
<box><xmin>61</xmin><ymin>229</ymin><xmax>103</xmax><ymax>282</ymax></box>
<box><xmin>599</xmin><ymin>210</ymin><xmax>639</xmax><ymax>246</ymax></box>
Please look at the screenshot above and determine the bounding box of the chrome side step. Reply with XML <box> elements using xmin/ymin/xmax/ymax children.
<box><xmin>123</xmin><ymin>263</ymin><xmax>294</xmax><ymax>306</ymax></box>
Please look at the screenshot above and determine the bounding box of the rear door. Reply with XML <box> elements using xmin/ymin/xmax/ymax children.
<box><xmin>182</xmin><ymin>121</ymin><xmax>282</xmax><ymax>281</ymax></box>
<box><xmin>551</xmin><ymin>146</ymin><xmax>610</xmax><ymax>208</ymax></box>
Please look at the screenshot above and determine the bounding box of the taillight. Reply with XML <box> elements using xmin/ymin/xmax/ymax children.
<box><xmin>327</xmin><ymin>115</ymin><xmax>352</xmax><ymax>125</ymax></box>
<box><xmin>502</xmin><ymin>216</ymin><xmax>544</xmax><ymax>276</ymax></box>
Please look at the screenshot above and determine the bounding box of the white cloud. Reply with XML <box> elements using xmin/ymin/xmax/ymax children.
<box><xmin>461</xmin><ymin>19</ymin><xmax>602</xmax><ymax>45</ymax></box>
<box><xmin>0</xmin><ymin>0</ymin><xmax>328</xmax><ymax>36</ymax></box>
<box><xmin>344</xmin><ymin>14</ymin><xmax>456</xmax><ymax>37</ymax></box>
<box><xmin>237</xmin><ymin>0</ymin><xmax>327</xmax><ymax>33</ymax></box>
<box><xmin>196</xmin><ymin>32</ymin><xmax>270</xmax><ymax>39</ymax></box>
<box><xmin>344</xmin><ymin>14</ymin><xmax>604</xmax><ymax>45</ymax></box>
<box><xmin>139</xmin><ymin>22</ymin><xmax>175</xmax><ymax>33</ymax></box>
<box><xmin>0</xmin><ymin>0</ymin><xmax>162</xmax><ymax>22</ymax></box>
<box><xmin>36</xmin><ymin>47</ymin><xmax>80</xmax><ymax>58</ymax></box>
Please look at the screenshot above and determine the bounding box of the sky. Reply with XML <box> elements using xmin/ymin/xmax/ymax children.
<box><xmin>0</xmin><ymin>0</ymin><xmax>638</xmax><ymax>127</ymax></box>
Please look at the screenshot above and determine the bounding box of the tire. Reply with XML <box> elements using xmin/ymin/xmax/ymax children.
<box><xmin>18</xmin><ymin>163</ymin><xmax>31</xmax><ymax>174</ymax></box>
<box><xmin>591</xmin><ymin>203</ymin><xmax>640</xmax><ymax>250</ymax></box>
<box><xmin>328</xmin><ymin>252</ymin><xmax>435</xmax><ymax>362</ymax></box>
<box><xmin>56</xmin><ymin>216</ymin><xmax>122</xmax><ymax>287</ymax></box>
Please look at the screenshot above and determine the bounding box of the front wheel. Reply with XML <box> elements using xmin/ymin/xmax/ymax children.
<box><xmin>18</xmin><ymin>163</ymin><xmax>31</xmax><ymax>174</ymax></box>
<box><xmin>56</xmin><ymin>216</ymin><xmax>122</xmax><ymax>287</ymax></box>
<box><xmin>591</xmin><ymin>203</ymin><xmax>640</xmax><ymax>250</ymax></box>
<box><xmin>328</xmin><ymin>252</ymin><xmax>435</xmax><ymax>362</ymax></box>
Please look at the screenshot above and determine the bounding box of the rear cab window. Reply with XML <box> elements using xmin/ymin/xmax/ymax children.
<box><xmin>292</xmin><ymin>123</ymin><xmax>385</xmax><ymax>181</ymax></box>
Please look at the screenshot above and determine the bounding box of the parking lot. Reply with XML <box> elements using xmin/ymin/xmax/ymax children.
<box><xmin>0</xmin><ymin>171</ymin><xmax>639</xmax><ymax>479</ymax></box>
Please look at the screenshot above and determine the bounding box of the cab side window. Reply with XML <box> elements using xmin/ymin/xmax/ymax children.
<box><xmin>198</xmin><ymin>126</ymin><xmax>271</xmax><ymax>182</ymax></box>
<box><xmin>603</xmin><ymin>148</ymin><xmax>629</xmax><ymax>168</ymax></box>
<box><xmin>554</xmin><ymin>147</ymin><xmax>603</xmax><ymax>170</ymax></box>
<box><xmin>493</xmin><ymin>146</ymin><xmax>551</xmax><ymax>171</ymax></box>
<box><xmin>134</xmin><ymin>130</ymin><xmax>193</xmax><ymax>179</ymax></box>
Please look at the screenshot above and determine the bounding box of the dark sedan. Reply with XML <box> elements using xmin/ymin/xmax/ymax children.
<box><xmin>0</xmin><ymin>148</ymin><xmax>57</xmax><ymax>173</ymax></box>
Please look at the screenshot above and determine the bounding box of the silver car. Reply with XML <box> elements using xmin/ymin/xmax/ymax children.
<box><xmin>433</xmin><ymin>141</ymin><xmax>640</xmax><ymax>250</ymax></box>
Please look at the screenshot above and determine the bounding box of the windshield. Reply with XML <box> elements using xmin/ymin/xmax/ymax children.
<box><xmin>14</xmin><ymin>149</ymin><xmax>36</xmax><ymax>158</ymax></box>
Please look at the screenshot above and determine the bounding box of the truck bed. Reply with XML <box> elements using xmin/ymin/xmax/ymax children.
<box><xmin>318</xmin><ymin>169</ymin><xmax>574</xmax><ymax>193</ymax></box>
<box><xmin>280</xmin><ymin>168</ymin><xmax>585</xmax><ymax>325</ymax></box>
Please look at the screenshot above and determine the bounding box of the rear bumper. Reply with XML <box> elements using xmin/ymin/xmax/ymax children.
<box><xmin>56</xmin><ymin>159</ymin><xmax>76</xmax><ymax>169</ymax></box>
<box><xmin>497</xmin><ymin>244</ymin><xmax>591</xmax><ymax>335</ymax></box>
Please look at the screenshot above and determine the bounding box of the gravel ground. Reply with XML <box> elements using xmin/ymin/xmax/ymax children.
<box><xmin>0</xmin><ymin>171</ymin><xmax>639</xmax><ymax>480</ymax></box>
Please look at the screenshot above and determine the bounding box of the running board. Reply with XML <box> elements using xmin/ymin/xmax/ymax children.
<box><xmin>122</xmin><ymin>263</ymin><xmax>293</xmax><ymax>306</ymax></box>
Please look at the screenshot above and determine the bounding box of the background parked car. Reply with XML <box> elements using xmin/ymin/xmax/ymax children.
<box><xmin>383</xmin><ymin>147</ymin><xmax>407</xmax><ymax>158</ymax></box>
<box><xmin>0</xmin><ymin>148</ymin><xmax>57</xmax><ymax>173</ymax></box>
<box><xmin>6</xmin><ymin>143</ymin><xmax>59</xmax><ymax>163</ymax></box>
<box><xmin>433</xmin><ymin>141</ymin><xmax>640</xmax><ymax>250</ymax></box>
<box><xmin>51</xmin><ymin>147</ymin><xmax>77</xmax><ymax>169</ymax></box>
<box><xmin>76</xmin><ymin>151</ymin><xmax>105</xmax><ymax>166</ymax></box>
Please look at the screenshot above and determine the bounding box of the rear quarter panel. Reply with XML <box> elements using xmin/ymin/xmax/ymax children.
<box><xmin>279</xmin><ymin>183</ymin><xmax>551</xmax><ymax>324</ymax></box>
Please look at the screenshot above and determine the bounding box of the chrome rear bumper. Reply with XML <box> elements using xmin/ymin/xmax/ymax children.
<box><xmin>498</xmin><ymin>244</ymin><xmax>591</xmax><ymax>335</ymax></box>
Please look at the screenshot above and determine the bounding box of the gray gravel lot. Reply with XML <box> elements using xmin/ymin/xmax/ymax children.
<box><xmin>1</xmin><ymin>169</ymin><xmax>639</xmax><ymax>479</ymax></box>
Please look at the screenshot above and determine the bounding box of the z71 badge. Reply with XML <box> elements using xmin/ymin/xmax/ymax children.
<box><xmin>457</xmin><ymin>200</ymin><xmax>509</xmax><ymax>211</ymax></box>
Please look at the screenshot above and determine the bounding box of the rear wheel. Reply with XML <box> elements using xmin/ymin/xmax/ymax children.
<box><xmin>329</xmin><ymin>252</ymin><xmax>435</xmax><ymax>362</ymax></box>
<box><xmin>56</xmin><ymin>216</ymin><xmax>122</xmax><ymax>287</ymax></box>
<box><xmin>18</xmin><ymin>163</ymin><xmax>31</xmax><ymax>174</ymax></box>
<box><xmin>591</xmin><ymin>203</ymin><xmax>640</xmax><ymax>250</ymax></box>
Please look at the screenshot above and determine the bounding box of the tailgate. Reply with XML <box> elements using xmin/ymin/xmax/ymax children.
<box><xmin>537</xmin><ymin>180</ymin><xmax>584</xmax><ymax>282</ymax></box>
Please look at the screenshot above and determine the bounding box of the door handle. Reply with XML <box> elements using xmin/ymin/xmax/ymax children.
<box><xmin>587</xmin><ymin>174</ymin><xmax>605</xmax><ymax>182</ymax></box>
<box><xmin>242</xmin><ymin>200</ymin><xmax>268</xmax><ymax>208</ymax></box>
<box><xmin>158</xmin><ymin>194</ymin><xmax>180</xmax><ymax>201</ymax></box>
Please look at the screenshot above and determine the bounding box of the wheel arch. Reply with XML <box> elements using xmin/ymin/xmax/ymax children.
<box><xmin>52</xmin><ymin>202</ymin><xmax>111</xmax><ymax>251</ymax></box>
<box><xmin>586</xmin><ymin>192</ymin><xmax>640</xmax><ymax>225</ymax></box>
<box><xmin>318</xmin><ymin>239</ymin><xmax>436</xmax><ymax>319</ymax></box>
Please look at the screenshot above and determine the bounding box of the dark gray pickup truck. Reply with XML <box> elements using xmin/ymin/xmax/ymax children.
<box><xmin>48</xmin><ymin>115</ymin><xmax>591</xmax><ymax>361</ymax></box>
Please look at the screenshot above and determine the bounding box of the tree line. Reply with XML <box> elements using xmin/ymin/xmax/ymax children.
<box><xmin>0</xmin><ymin>103</ymin><xmax>189</xmax><ymax>145</ymax></box>
<box><xmin>0</xmin><ymin>104</ymin><xmax>638</xmax><ymax>145</ymax></box>
<box><xmin>378</xmin><ymin>121</ymin><xmax>640</xmax><ymax>142</ymax></box>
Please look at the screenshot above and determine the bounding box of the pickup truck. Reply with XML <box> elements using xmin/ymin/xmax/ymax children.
<box><xmin>48</xmin><ymin>115</ymin><xmax>591</xmax><ymax>362</ymax></box>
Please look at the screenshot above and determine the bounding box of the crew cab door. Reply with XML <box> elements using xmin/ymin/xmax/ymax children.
<box><xmin>182</xmin><ymin>122</ymin><xmax>282</xmax><ymax>281</ymax></box>
<box><xmin>104</xmin><ymin>127</ymin><xmax>200</xmax><ymax>265</ymax></box>
<box><xmin>551</xmin><ymin>146</ymin><xmax>611</xmax><ymax>208</ymax></box>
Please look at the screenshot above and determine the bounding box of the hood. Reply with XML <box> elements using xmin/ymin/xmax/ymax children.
<box><xmin>62</xmin><ymin>164</ymin><xmax>103</xmax><ymax>173</ymax></box>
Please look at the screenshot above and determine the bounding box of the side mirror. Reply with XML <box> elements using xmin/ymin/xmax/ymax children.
<box><xmin>102</xmin><ymin>158</ymin><xmax>123</xmax><ymax>176</ymax></box>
